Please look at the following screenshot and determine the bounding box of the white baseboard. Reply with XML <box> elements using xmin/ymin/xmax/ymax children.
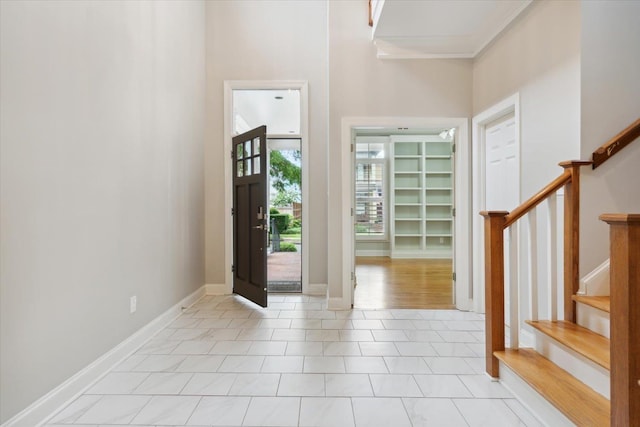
<box><xmin>305</xmin><ymin>283</ymin><xmax>327</xmax><ymax>296</ymax></box>
<box><xmin>6</xmin><ymin>285</ymin><xmax>207</xmax><ymax>427</ymax></box>
<box><xmin>205</xmin><ymin>283</ymin><xmax>229</xmax><ymax>295</ymax></box>
<box><xmin>327</xmin><ymin>296</ymin><xmax>351</xmax><ymax>311</ymax></box>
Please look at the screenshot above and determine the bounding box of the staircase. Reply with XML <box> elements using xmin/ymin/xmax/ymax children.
<box><xmin>481</xmin><ymin>119</ymin><xmax>640</xmax><ymax>427</ymax></box>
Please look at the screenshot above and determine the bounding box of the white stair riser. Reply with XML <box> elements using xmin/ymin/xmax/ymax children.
<box><xmin>498</xmin><ymin>362</ymin><xmax>575</xmax><ymax>427</ymax></box>
<box><xmin>532</xmin><ymin>330</ymin><xmax>610</xmax><ymax>399</ymax></box>
<box><xmin>576</xmin><ymin>302</ymin><xmax>610</xmax><ymax>339</ymax></box>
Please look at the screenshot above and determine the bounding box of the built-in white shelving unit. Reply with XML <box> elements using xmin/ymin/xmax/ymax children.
<box><xmin>390</xmin><ymin>135</ymin><xmax>453</xmax><ymax>258</ymax></box>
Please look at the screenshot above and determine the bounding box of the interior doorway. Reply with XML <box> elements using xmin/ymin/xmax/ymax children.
<box><xmin>352</xmin><ymin>128</ymin><xmax>456</xmax><ymax>309</ymax></box>
<box><xmin>224</xmin><ymin>81</ymin><xmax>309</xmax><ymax>298</ymax></box>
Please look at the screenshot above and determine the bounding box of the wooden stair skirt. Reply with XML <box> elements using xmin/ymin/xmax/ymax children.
<box><xmin>495</xmin><ymin>348</ymin><xmax>610</xmax><ymax>426</ymax></box>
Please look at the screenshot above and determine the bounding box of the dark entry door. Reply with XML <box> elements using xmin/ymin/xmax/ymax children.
<box><xmin>233</xmin><ymin>126</ymin><xmax>268</xmax><ymax>307</ymax></box>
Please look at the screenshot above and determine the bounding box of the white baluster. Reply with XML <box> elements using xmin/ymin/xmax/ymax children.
<box><xmin>508</xmin><ymin>225</ymin><xmax>519</xmax><ymax>348</ymax></box>
<box><xmin>546</xmin><ymin>194</ymin><xmax>558</xmax><ymax>321</ymax></box>
<box><xmin>528</xmin><ymin>209</ymin><xmax>538</xmax><ymax>321</ymax></box>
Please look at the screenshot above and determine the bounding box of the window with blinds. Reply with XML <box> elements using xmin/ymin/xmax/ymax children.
<box><xmin>355</xmin><ymin>141</ymin><xmax>387</xmax><ymax>239</ymax></box>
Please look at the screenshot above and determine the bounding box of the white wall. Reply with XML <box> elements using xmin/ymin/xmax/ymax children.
<box><xmin>579</xmin><ymin>0</ymin><xmax>640</xmax><ymax>275</ymax></box>
<box><xmin>0</xmin><ymin>1</ymin><xmax>206</xmax><ymax>422</ymax></box>
<box><xmin>473</xmin><ymin>0</ymin><xmax>581</xmax><ymax>198</ymax></box>
<box><xmin>327</xmin><ymin>1</ymin><xmax>473</xmax><ymax>303</ymax></box>
<box><xmin>204</xmin><ymin>0</ymin><xmax>328</xmax><ymax>288</ymax></box>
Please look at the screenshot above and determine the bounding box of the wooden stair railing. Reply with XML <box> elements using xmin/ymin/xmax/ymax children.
<box><xmin>600</xmin><ymin>214</ymin><xmax>640</xmax><ymax>427</ymax></box>
<box><xmin>592</xmin><ymin>118</ymin><xmax>640</xmax><ymax>169</ymax></box>
<box><xmin>480</xmin><ymin>160</ymin><xmax>591</xmax><ymax>377</ymax></box>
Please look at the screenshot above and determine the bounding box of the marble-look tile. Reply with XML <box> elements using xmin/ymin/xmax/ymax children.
<box><xmin>206</xmin><ymin>328</ymin><xmax>243</xmax><ymax>341</ymax></box>
<box><xmin>424</xmin><ymin>357</ymin><xmax>475</xmax><ymax>374</ymax></box>
<box><xmin>132</xmin><ymin>355</ymin><xmax>186</xmax><ymax>372</ymax></box>
<box><xmin>320</xmin><ymin>320</ymin><xmax>353</xmax><ymax>330</ymax></box>
<box><xmin>343</xmin><ymin>356</ymin><xmax>388</xmax><ymax>373</ymax></box>
<box><xmin>362</xmin><ymin>310</ymin><xmax>394</xmax><ymax>320</ymax></box>
<box><xmin>395</xmin><ymin>342</ymin><xmax>438</xmax><ymax>357</ymax></box>
<box><xmin>285</xmin><ymin>341</ymin><xmax>323</xmax><ymax>356</ymax></box>
<box><xmin>383</xmin><ymin>356</ymin><xmax>431</xmax><ymax>374</ymax></box>
<box><xmin>218</xmin><ymin>355</ymin><xmax>265</xmax><ymax>373</ymax></box>
<box><xmin>458</xmin><ymin>374</ymin><xmax>514</xmax><ymax>398</ymax></box>
<box><xmin>181</xmin><ymin>373</ymin><xmax>237</xmax><ymax>395</ymax></box>
<box><xmin>261</xmin><ymin>356</ymin><xmax>304</xmax><ymax>373</ymax></box>
<box><xmin>438</xmin><ymin>330</ymin><xmax>478</xmax><ymax>343</ymax></box>
<box><xmin>136</xmin><ymin>339</ymin><xmax>179</xmax><ymax>355</ymax></box>
<box><xmin>271</xmin><ymin>328</ymin><xmax>306</xmax><ymax>341</ymax></box>
<box><xmin>112</xmin><ymin>355</ymin><xmax>148</xmax><ymax>372</ymax></box>
<box><xmin>242</xmin><ymin>397</ymin><xmax>300</xmax><ymax>426</ymax></box>
<box><xmin>306</xmin><ymin>329</ymin><xmax>340</xmax><ymax>342</ymax></box>
<box><xmin>403</xmin><ymin>330</ymin><xmax>444</xmax><ymax>342</ymax></box>
<box><xmin>338</xmin><ymin>329</ymin><xmax>374</xmax><ymax>342</ymax></box>
<box><xmin>325</xmin><ymin>373</ymin><xmax>373</xmax><ymax>397</ymax></box>
<box><xmin>403</xmin><ymin>397</ymin><xmax>468</xmax><ymax>427</ymax></box>
<box><xmin>85</xmin><ymin>372</ymin><xmax>149</xmax><ymax>394</ymax></box>
<box><xmin>369</xmin><ymin>374</ymin><xmax>422</xmax><ymax>397</ymax></box>
<box><xmin>48</xmin><ymin>395</ymin><xmax>102</xmax><ymax>424</ymax></box>
<box><xmin>133</xmin><ymin>372</ymin><xmax>192</xmax><ymax>394</ymax></box>
<box><xmin>463</xmin><ymin>357</ymin><xmax>486</xmax><ymax>374</ymax></box>
<box><xmin>168</xmin><ymin>317</ymin><xmax>203</xmax><ymax>329</ymax></box>
<box><xmin>305</xmin><ymin>310</ymin><xmax>336</xmax><ymax>320</ymax></box>
<box><xmin>269</xmin><ymin>302</ymin><xmax>297</xmax><ymax>310</ymax></box>
<box><xmin>278</xmin><ymin>311</ymin><xmax>307</xmax><ymax>320</ymax></box>
<box><xmin>246</xmin><ymin>341</ymin><xmax>287</xmax><ymax>356</ymax></box>
<box><xmin>290</xmin><ymin>318</ymin><xmax>322</xmax><ymax>329</ymax></box>
<box><xmin>228</xmin><ymin>373</ymin><xmax>280</xmax><ymax>396</ymax></box>
<box><xmin>352</xmin><ymin>397</ymin><xmax>411</xmax><ymax>427</ymax></box>
<box><xmin>236</xmin><ymin>328</ymin><xmax>274</xmax><ymax>341</ymax></box>
<box><xmin>130</xmin><ymin>395</ymin><xmax>200</xmax><ymax>425</ymax></box>
<box><xmin>197</xmin><ymin>318</ymin><xmax>232</xmax><ymax>329</ymax></box>
<box><xmin>175</xmin><ymin>355</ymin><xmax>226</xmax><ymax>372</ymax></box>
<box><xmin>390</xmin><ymin>309</ymin><xmax>424</xmax><ymax>320</ymax></box>
<box><xmin>372</xmin><ymin>329</ymin><xmax>409</xmax><ymax>342</ymax></box>
<box><xmin>358</xmin><ymin>342</ymin><xmax>399</xmax><ymax>356</ymax></box>
<box><xmin>171</xmin><ymin>340</ymin><xmax>216</xmax><ymax>355</ymax></box>
<box><xmin>299</xmin><ymin>397</ymin><xmax>355</xmax><ymax>427</ymax></box>
<box><xmin>381</xmin><ymin>319</ymin><xmax>416</xmax><ymax>330</ymax></box>
<box><xmin>322</xmin><ymin>341</ymin><xmax>361</xmax><ymax>356</ymax></box>
<box><xmin>446</xmin><ymin>320</ymin><xmax>484</xmax><ymax>331</ymax></box>
<box><xmin>186</xmin><ymin>396</ymin><xmax>250</xmax><ymax>426</ymax></box>
<box><xmin>209</xmin><ymin>340</ymin><xmax>252</xmax><ymax>355</ymax></box>
<box><xmin>413</xmin><ymin>374</ymin><xmax>472</xmax><ymax>398</ymax></box>
<box><xmin>277</xmin><ymin>373</ymin><xmax>325</xmax><ymax>396</ymax></box>
<box><xmin>351</xmin><ymin>320</ymin><xmax>385</xmax><ymax>330</ymax></box>
<box><xmin>431</xmin><ymin>342</ymin><xmax>476</xmax><ymax>357</ymax></box>
<box><xmin>335</xmin><ymin>310</ymin><xmax>365</xmax><ymax>320</ymax></box>
<box><xmin>169</xmin><ymin>328</ymin><xmax>211</xmax><ymax>341</ymax></box>
<box><xmin>220</xmin><ymin>310</ymin><xmax>252</xmax><ymax>319</ymax></box>
<box><xmin>250</xmin><ymin>309</ymin><xmax>282</xmax><ymax>319</ymax></box>
<box><xmin>454</xmin><ymin>398</ymin><xmax>524</xmax><ymax>427</ymax></box>
<box><xmin>303</xmin><ymin>356</ymin><xmax>345</xmax><ymax>373</ymax></box>
<box><xmin>258</xmin><ymin>318</ymin><xmax>292</xmax><ymax>329</ymax></box>
<box><xmin>229</xmin><ymin>318</ymin><xmax>262</xmax><ymax>329</ymax></box>
<box><xmin>75</xmin><ymin>395</ymin><xmax>151</xmax><ymax>425</ymax></box>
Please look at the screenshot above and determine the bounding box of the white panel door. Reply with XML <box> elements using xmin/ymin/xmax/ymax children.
<box><xmin>485</xmin><ymin>113</ymin><xmax>518</xmax><ymax>211</ymax></box>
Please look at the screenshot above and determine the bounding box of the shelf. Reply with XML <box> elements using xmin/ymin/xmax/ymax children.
<box><xmin>426</xmin><ymin>233</ymin><xmax>452</xmax><ymax>237</ymax></box>
<box><xmin>425</xmin><ymin>187</ymin><xmax>451</xmax><ymax>191</ymax></box>
<box><xmin>425</xmin><ymin>171</ymin><xmax>452</xmax><ymax>175</ymax></box>
<box><xmin>395</xmin><ymin>218</ymin><xmax>422</xmax><ymax>221</ymax></box>
<box><xmin>425</xmin><ymin>217</ymin><xmax>451</xmax><ymax>221</ymax></box>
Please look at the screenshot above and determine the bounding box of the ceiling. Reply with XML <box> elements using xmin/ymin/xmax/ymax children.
<box><xmin>371</xmin><ymin>0</ymin><xmax>532</xmax><ymax>59</ymax></box>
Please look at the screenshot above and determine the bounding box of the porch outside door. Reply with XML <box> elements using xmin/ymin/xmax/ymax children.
<box><xmin>233</xmin><ymin>126</ymin><xmax>268</xmax><ymax>307</ymax></box>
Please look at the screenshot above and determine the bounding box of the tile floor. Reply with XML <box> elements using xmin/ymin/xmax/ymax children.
<box><xmin>45</xmin><ymin>294</ymin><xmax>542</xmax><ymax>427</ymax></box>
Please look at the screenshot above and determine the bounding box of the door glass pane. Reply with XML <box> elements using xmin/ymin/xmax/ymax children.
<box><xmin>245</xmin><ymin>159</ymin><xmax>252</xmax><ymax>176</ymax></box>
<box><xmin>237</xmin><ymin>160</ymin><xmax>244</xmax><ymax>177</ymax></box>
<box><xmin>244</xmin><ymin>141</ymin><xmax>251</xmax><ymax>158</ymax></box>
<box><xmin>237</xmin><ymin>144</ymin><xmax>244</xmax><ymax>159</ymax></box>
<box><xmin>253</xmin><ymin>156</ymin><xmax>260</xmax><ymax>174</ymax></box>
<box><xmin>253</xmin><ymin>137</ymin><xmax>261</xmax><ymax>155</ymax></box>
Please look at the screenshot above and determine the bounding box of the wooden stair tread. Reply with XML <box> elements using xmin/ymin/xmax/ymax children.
<box><xmin>525</xmin><ymin>320</ymin><xmax>610</xmax><ymax>370</ymax></box>
<box><xmin>495</xmin><ymin>348</ymin><xmax>610</xmax><ymax>427</ymax></box>
<box><xmin>572</xmin><ymin>295</ymin><xmax>610</xmax><ymax>313</ymax></box>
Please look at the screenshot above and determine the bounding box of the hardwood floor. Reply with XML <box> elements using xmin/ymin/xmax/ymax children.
<box><xmin>354</xmin><ymin>257</ymin><xmax>454</xmax><ymax>309</ymax></box>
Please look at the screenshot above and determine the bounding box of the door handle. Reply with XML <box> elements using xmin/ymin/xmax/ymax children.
<box><xmin>252</xmin><ymin>224</ymin><xmax>265</xmax><ymax>230</ymax></box>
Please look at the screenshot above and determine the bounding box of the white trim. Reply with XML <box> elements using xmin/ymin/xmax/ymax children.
<box><xmin>205</xmin><ymin>283</ymin><xmax>228</xmax><ymax>295</ymax></box>
<box><xmin>579</xmin><ymin>258</ymin><xmax>609</xmax><ymax>296</ymax></box>
<box><xmin>472</xmin><ymin>93</ymin><xmax>521</xmax><ymax>313</ymax></box>
<box><xmin>339</xmin><ymin>117</ymin><xmax>471</xmax><ymax>311</ymax></box>
<box><xmin>9</xmin><ymin>286</ymin><xmax>207</xmax><ymax>427</ymax></box>
<box><xmin>307</xmin><ymin>283</ymin><xmax>328</xmax><ymax>296</ymax></box>
<box><xmin>355</xmin><ymin>250</ymin><xmax>390</xmax><ymax>257</ymax></box>
<box><xmin>223</xmin><ymin>81</ymin><xmax>310</xmax><ymax>296</ymax></box>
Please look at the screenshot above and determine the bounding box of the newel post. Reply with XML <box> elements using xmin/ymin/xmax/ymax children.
<box><xmin>481</xmin><ymin>210</ymin><xmax>508</xmax><ymax>377</ymax></box>
<box><xmin>560</xmin><ymin>160</ymin><xmax>591</xmax><ymax>322</ymax></box>
<box><xmin>600</xmin><ymin>214</ymin><xmax>640</xmax><ymax>427</ymax></box>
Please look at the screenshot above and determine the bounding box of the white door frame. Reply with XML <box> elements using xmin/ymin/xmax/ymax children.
<box><xmin>223</xmin><ymin>81</ymin><xmax>309</xmax><ymax>295</ymax></box>
<box><xmin>340</xmin><ymin>116</ymin><xmax>472</xmax><ymax>310</ymax></box>
<box><xmin>471</xmin><ymin>93</ymin><xmax>520</xmax><ymax>313</ymax></box>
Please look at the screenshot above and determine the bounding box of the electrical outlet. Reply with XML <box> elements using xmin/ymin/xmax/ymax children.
<box><xmin>130</xmin><ymin>296</ymin><xmax>137</xmax><ymax>314</ymax></box>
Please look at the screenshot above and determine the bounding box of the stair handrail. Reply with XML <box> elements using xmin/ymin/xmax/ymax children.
<box><xmin>592</xmin><ymin>118</ymin><xmax>640</xmax><ymax>169</ymax></box>
<box><xmin>480</xmin><ymin>160</ymin><xmax>591</xmax><ymax>377</ymax></box>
